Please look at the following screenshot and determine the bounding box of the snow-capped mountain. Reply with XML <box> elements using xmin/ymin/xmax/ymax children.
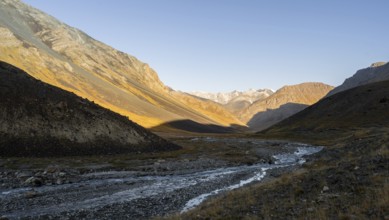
<box><xmin>189</xmin><ymin>89</ymin><xmax>274</xmax><ymax>105</ymax></box>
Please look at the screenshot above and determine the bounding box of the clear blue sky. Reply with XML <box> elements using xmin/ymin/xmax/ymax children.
<box><xmin>23</xmin><ymin>0</ymin><xmax>389</xmax><ymax>92</ymax></box>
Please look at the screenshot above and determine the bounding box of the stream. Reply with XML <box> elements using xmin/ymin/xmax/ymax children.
<box><xmin>0</xmin><ymin>143</ymin><xmax>322</xmax><ymax>219</ymax></box>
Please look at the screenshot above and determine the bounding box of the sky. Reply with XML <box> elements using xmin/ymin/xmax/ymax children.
<box><xmin>23</xmin><ymin>0</ymin><xmax>389</xmax><ymax>92</ymax></box>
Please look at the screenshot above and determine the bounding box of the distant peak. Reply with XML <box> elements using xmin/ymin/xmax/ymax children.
<box><xmin>188</xmin><ymin>88</ymin><xmax>274</xmax><ymax>104</ymax></box>
<box><xmin>370</xmin><ymin>62</ymin><xmax>387</xmax><ymax>68</ymax></box>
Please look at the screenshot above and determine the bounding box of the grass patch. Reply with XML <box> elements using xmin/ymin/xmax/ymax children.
<box><xmin>163</xmin><ymin>130</ymin><xmax>389</xmax><ymax>219</ymax></box>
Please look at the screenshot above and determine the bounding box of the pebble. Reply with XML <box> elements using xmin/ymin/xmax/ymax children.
<box><xmin>56</xmin><ymin>179</ymin><xmax>63</xmax><ymax>185</ymax></box>
<box><xmin>16</xmin><ymin>171</ymin><xmax>33</xmax><ymax>178</ymax></box>
<box><xmin>24</xmin><ymin>177</ymin><xmax>43</xmax><ymax>187</ymax></box>
<box><xmin>25</xmin><ymin>190</ymin><xmax>39</xmax><ymax>199</ymax></box>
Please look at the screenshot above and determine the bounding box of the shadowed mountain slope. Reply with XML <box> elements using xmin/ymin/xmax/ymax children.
<box><xmin>180</xmin><ymin>74</ymin><xmax>389</xmax><ymax>220</ymax></box>
<box><xmin>328</xmin><ymin>62</ymin><xmax>389</xmax><ymax>96</ymax></box>
<box><xmin>0</xmin><ymin>0</ymin><xmax>243</xmax><ymax>131</ymax></box>
<box><xmin>151</xmin><ymin>120</ymin><xmax>240</xmax><ymax>134</ymax></box>
<box><xmin>240</xmin><ymin>82</ymin><xmax>333</xmax><ymax>131</ymax></box>
<box><xmin>0</xmin><ymin>61</ymin><xmax>179</xmax><ymax>157</ymax></box>
<box><xmin>262</xmin><ymin>80</ymin><xmax>389</xmax><ymax>137</ymax></box>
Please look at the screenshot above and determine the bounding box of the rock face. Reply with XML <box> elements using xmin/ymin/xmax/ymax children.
<box><xmin>240</xmin><ymin>83</ymin><xmax>334</xmax><ymax>131</ymax></box>
<box><xmin>327</xmin><ymin>62</ymin><xmax>389</xmax><ymax>96</ymax></box>
<box><xmin>0</xmin><ymin>61</ymin><xmax>179</xmax><ymax>157</ymax></box>
<box><xmin>0</xmin><ymin>0</ymin><xmax>243</xmax><ymax>132</ymax></box>
<box><xmin>189</xmin><ymin>89</ymin><xmax>274</xmax><ymax>115</ymax></box>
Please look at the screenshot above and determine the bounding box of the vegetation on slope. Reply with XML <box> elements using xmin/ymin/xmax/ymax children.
<box><xmin>0</xmin><ymin>61</ymin><xmax>179</xmax><ymax>157</ymax></box>
<box><xmin>171</xmin><ymin>81</ymin><xmax>389</xmax><ymax>219</ymax></box>
<box><xmin>262</xmin><ymin>80</ymin><xmax>389</xmax><ymax>139</ymax></box>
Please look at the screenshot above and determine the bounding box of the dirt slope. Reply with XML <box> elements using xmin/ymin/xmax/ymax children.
<box><xmin>240</xmin><ymin>82</ymin><xmax>333</xmax><ymax>131</ymax></box>
<box><xmin>0</xmin><ymin>0</ymin><xmax>243</xmax><ymax>132</ymax></box>
<box><xmin>0</xmin><ymin>61</ymin><xmax>179</xmax><ymax>157</ymax></box>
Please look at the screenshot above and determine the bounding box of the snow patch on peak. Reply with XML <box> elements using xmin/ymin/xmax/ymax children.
<box><xmin>189</xmin><ymin>89</ymin><xmax>274</xmax><ymax>105</ymax></box>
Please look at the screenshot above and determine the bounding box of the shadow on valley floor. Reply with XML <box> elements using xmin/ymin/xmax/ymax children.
<box><xmin>151</xmin><ymin>119</ymin><xmax>248</xmax><ymax>134</ymax></box>
<box><xmin>247</xmin><ymin>103</ymin><xmax>308</xmax><ymax>132</ymax></box>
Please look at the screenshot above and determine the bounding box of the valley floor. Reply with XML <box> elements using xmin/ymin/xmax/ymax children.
<box><xmin>1</xmin><ymin>130</ymin><xmax>387</xmax><ymax>219</ymax></box>
<box><xmin>1</xmin><ymin>137</ymin><xmax>319</xmax><ymax>219</ymax></box>
<box><xmin>177</xmin><ymin>129</ymin><xmax>389</xmax><ymax>219</ymax></box>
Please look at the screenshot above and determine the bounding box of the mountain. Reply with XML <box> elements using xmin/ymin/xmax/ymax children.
<box><xmin>189</xmin><ymin>89</ymin><xmax>274</xmax><ymax>115</ymax></box>
<box><xmin>0</xmin><ymin>61</ymin><xmax>179</xmax><ymax>157</ymax></box>
<box><xmin>183</xmin><ymin>81</ymin><xmax>389</xmax><ymax>220</ymax></box>
<box><xmin>0</xmin><ymin>0</ymin><xmax>243</xmax><ymax>132</ymax></box>
<box><xmin>189</xmin><ymin>89</ymin><xmax>273</xmax><ymax>105</ymax></box>
<box><xmin>327</xmin><ymin>62</ymin><xmax>389</xmax><ymax>96</ymax></box>
<box><xmin>262</xmin><ymin>80</ymin><xmax>389</xmax><ymax>137</ymax></box>
<box><xmin>239</xmin><ymin>83</ymin><xmax>334</xmax><ymax>131</ymax></box>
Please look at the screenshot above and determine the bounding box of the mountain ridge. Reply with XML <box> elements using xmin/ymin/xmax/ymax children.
<box><xmin>189</xmin><ymin>89</ymin><xmax>274</xmax><ymax>105</ymax></box>
<box><xmin>261</xmin><ymin>79</ymin><xmax>389</xmax><ymax>142</ymax></box>
<box><xmin>0</xmin><ymin>0</ymin><xmax>244</xmax><ymax>132</ymax></box>
<box><xmin>189</xmin><ymin>89</ymin><xmax>274</xmax><ymax>116</ymax></box>
<box><xmin>241</xmin><ymin>82</ymin><xmax>334</xmax><ymax>131</ymax></box>
<box><xmin>327</xmin><ymin>61</ymin><xmax>389</xmax><ymax>96</ymax></box>
<box><xmin>0</xmin><ymin>61</ymin><xmax>179</xmax><ymax>156</ymax></box>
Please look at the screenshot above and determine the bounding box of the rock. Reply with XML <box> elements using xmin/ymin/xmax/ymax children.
<box><xmin>56</xmin><ymin>178</ymin><xmax>63</xmax><ymax>185</ymax></box>
<box><xmin>35</xmin><ymin>172</ymin><xmax>43</xmax><ymax>177</ymax></box>
<box><xmin>370</xmin><ymin>62</ymin><xmax>387</xmax><ymax>68</ymax></box>
<box><xmin>45</xmin><ymin>166</ymin><xmax>59</xmax><ymax>173</ymax></box>
<box><xmin>25</xmin><ymin>177</ymin><xmax>43</xmax><ymax>187</ymax></box>
<box><xmin>16</xmin><ymin>171</ymin><xmax>33</xmax><ymax>178</ymax></box>
<box><xmin>25</xmin><ymin>190</ymin><xmax>38</xmax><ymax>198</ymax></box>
<box><xmin>58</xmin><ymin>172</ymin><xmax>66</xmax><ymax>177</ymax></box>
<box><xmin>322</xmin><ymin>186</ymin><xmax>329</xmax><ymax>193</ymax></box>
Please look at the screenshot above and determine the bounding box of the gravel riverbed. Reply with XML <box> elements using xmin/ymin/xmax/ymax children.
<box><xmin>0</xmin><ymin>139</ymin><xmax>322</xmax><ymax>219</ymax></box>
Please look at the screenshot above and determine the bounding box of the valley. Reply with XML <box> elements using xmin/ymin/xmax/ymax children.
<box><xmin>0</xmin><ymin>137</ymin><xmax>322</xmax><ymax>219</ymax></box>
<box><xmin>180</xmin><ymin>129</ymin><xmax>388</xmax><ymax>219</ymax></box>
<box><xmin>0</xmin><ymin>0</ymin><xmax>388</xmax><ymax>219</ymax></box>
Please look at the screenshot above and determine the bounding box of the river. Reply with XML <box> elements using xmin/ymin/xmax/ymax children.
<box><xmin>0</xmin><ymin>141</ymin><xmax>322</xmax><ymax>219</ymax></box>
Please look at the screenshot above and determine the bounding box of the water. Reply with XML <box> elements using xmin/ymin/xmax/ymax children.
<box><xmin>0</xmin><ymin>143</ymin><xmax>322</xmax><ymax>218</ymax></box>
<box><xmin>181</xmin><ymin>145</ymin><xmax>323</xmax><ymax>212</ymax></box>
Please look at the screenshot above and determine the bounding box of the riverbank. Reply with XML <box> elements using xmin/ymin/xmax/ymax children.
<box><xmin>176</xmin><ymin>129</ymin><xmax>389</xmax><ymax>219</ymax></box>
<box><xmin>0</xmin><ymin>138</ymin><xmax>322</xmax><ymax>219</ymax></box>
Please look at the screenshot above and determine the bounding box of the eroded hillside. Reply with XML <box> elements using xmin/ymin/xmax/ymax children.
<box><xmin>0</xmin><ymin>61</ymin><xmax>179</xmax><ymax>156</ymax></box>
<box><xmin>0</xmin><ymin>0</ymin><xmax>243</xmax><ymax>132</ymax></box>
<box><xmin>240</xmin><ymin>82</ymin><xmax>333</xmax><ymax>131</ymax></box>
